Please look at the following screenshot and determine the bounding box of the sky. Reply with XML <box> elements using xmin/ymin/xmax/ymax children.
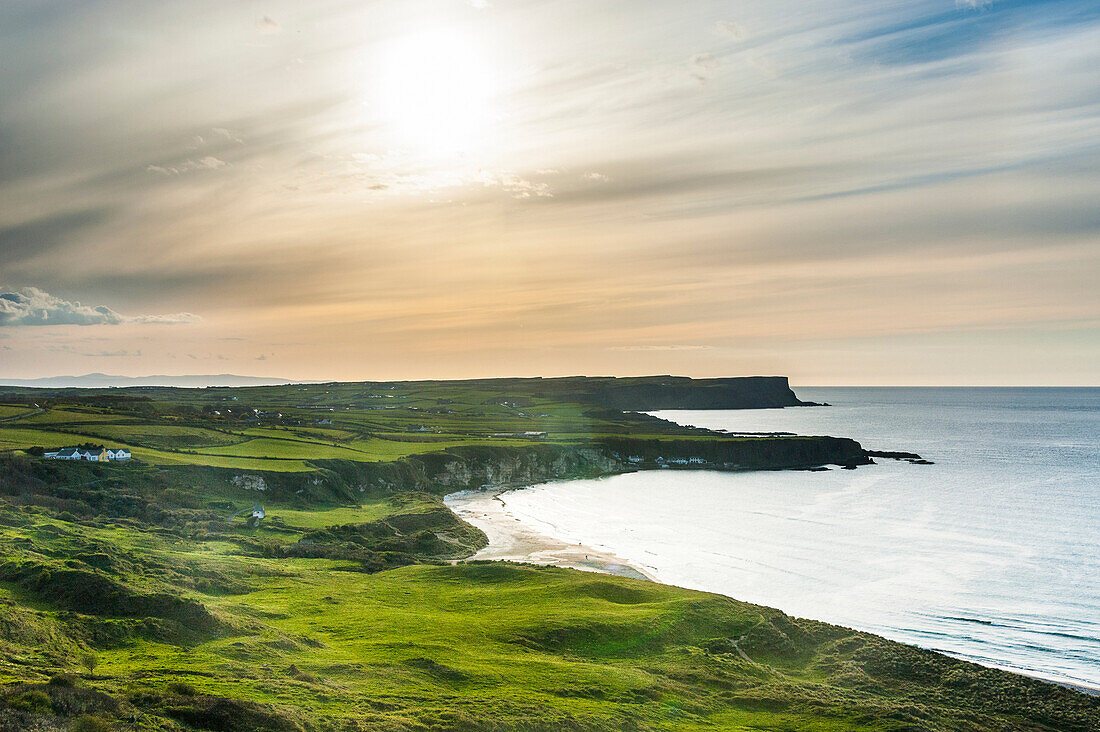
<box><xmin>1</xmin><ymin>0</ymin><xmax>1098</xmax><ymax>385</ymax></box>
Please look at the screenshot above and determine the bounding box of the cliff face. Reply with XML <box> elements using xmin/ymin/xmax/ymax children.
<box><xmin>595</xmin><ymin>435</ymin><xmax>867</xmax><ymax>469</ymax></box>
<box><xmin>302</xmin><ymin>436</ymin><xmax>867</xmax><ymax>501</ymax></box>
<box><xmin>364</xmin><ymin>375</ymin><xmax>810</xmax><ymax>410</ymax></box>
<box><xmin>569</xmin><ymin>376</ymin><xmax>808</xmax><ymax>410</ymax></box>
<box><xmin>2</xmin><ymin>434</ymin><xmax>865</xmax><ymax>521</ymax></box>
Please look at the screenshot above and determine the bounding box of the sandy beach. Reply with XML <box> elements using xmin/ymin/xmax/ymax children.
<box><xmin>444</xmin><ymin>488</ymin><xmax>656</xmax><ymax>582</ymax></box>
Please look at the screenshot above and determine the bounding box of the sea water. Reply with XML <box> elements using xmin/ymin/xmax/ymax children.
<box><xmin>490</xmin><ymin>388</ymin><xmax>1100</xmax><ymax>690</ymax></box>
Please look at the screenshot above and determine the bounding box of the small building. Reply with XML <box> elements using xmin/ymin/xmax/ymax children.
<box><xmin>81</xmin><ymin>447</ymin><xmax>108</xmax><ymax>462</ymax></box>
<box><xmin>43</xmin><ymin>445</ymin><xmax>128</xmax><ymax>462</ymax></box>
<box><xmin>46</xmin><ymin>447</ymin><xmax>82</xmax><ymax>460</ymax></box>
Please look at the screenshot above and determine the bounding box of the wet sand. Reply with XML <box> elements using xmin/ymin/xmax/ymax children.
<box><xmin>444</xmin><ymin>489</ymin><xmax>656</xmax><ymax>582</ymax></box>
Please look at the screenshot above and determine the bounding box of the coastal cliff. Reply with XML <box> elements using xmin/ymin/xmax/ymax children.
<box><xmin>272</xmin><ymin>436</ymin><xmax>867</xmax><ymax>502</ymax></box>
<box><xmin>394</xmin><ymin>374</ymin><xmax>812</xmax><ymax>410</ymax></box>
<box><xmin>567</xmin><ymin>375</ymin><xmax>811</xmax><ymax>409</ymax></box>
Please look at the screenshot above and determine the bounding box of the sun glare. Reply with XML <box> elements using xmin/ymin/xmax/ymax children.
<box><xmin>376</xmin><ymin>28</ymin><xmax>497</xmax><ymax>158</ymax></box>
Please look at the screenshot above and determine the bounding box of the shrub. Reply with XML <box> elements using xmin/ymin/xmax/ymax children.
<box><xmin>71</xmin><ymin>715</ymin><xmax>113</xmax><ymax>732</ymax></box>
<box><xmin>10</xmin><ymin>690</ymin><xmax>51</xmax><ymax>712</ymax></box>
<box><xmin>167</xmin><ymin>681</ymin><xmax>197</xmax><ymax>696</ymax></box>
<box><xmin>49</xmin><ymin>673</ymin><xmax>78</xmax><ymax>687</ymax></box>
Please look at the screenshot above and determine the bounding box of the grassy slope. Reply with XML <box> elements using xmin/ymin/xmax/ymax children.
<box><xmin>0</xmin><ymin>379</ymin><xmax>1095</xmax><ymax>730</ymax></box>
<box><xmin>1</xmin><ymin>506</ymin><xmax>1096</xmax><ymax>731</ymax></box>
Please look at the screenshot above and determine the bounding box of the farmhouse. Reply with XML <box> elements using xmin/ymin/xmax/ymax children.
<box><xmin>43</xmin><ymin>446</ymin><xmax>130</xmax><ymax>462</ymax></box>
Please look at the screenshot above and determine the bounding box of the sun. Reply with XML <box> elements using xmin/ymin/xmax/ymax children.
<box><xmin>375</xmin><ymin>27</ymin><xmax>497</xmax><ymax>159</ymax></box>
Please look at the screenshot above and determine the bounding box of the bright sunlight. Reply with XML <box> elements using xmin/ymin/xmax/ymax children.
<box><xmin>375</xmin><ymin>27</ymin><xmax>497</xmax><ymax>158</ymax></box>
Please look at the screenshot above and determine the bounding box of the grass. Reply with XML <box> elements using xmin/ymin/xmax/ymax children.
<box><xmin>70</xmin><ymin>424</ymin><xmax>245</xmax><ymax>449</ymax></box>
<box><xmin>192</xmin><ymin>437</ymin><xmax>369</xmax><ymax>460</ymax></box>
<box><xmin>18</xmin><ymin>409</ymin><xmax>141</xmax><ymax>425</ymax></box>
<box><xmin>127</xmin><ymin>449</ymin><xmax>316</xmax><ymax>472</ymax></box>
<box><xmin>0</xmin><ymin>378</ymin><xmax>837</xmax><ymax>473</ymax></box>
<box><xmin>1</xmin><ymin>509</ymin><xmax>1095</xmax><ymax>730</ymax></box>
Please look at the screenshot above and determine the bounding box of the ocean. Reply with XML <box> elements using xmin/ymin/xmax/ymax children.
<box><xmin>471</xmin><ymin>388</ymin><xmax>1100</xmax><ymax>690</ymax></box>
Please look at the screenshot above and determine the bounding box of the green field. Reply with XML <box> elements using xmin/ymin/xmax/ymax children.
<box><xmin>0</xmin><ymin>377</ymin><xmax>1095</xmax><ymax>730</ymax></box>
<box><xmin>0</xmin><ymin>379</ymin><xmax>729</xmax><ymax>471</ymax></box>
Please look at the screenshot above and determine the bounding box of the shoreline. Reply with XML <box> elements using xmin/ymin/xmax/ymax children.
<box><xmin>444</xmin><ymin>483</ymin><xmax>1100</xmax><ymax>698</ymax></box>
<box><xmin>444</xmin><ymin>488</ymin><xmax>657</xmax><ymax>582</ymax></box>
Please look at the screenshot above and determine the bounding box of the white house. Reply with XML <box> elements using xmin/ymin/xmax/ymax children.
<box><xmin>43</xmin><ymin>446</ymin><xmax>129</xmax><ymax>462</ymax></box>
<box><xmin>45</xmin><ymin>447</ymin><xmax>81</xmax><ymax>460</ymax></box>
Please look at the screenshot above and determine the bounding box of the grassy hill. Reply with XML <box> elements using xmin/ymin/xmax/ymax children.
<box><xmin>0</xmin><ymin>377</ymin><xmax>1095</xmax><ymax>730</ymax></box>
<box><xmin>0</xmin><ymin>377</ymin><xmax>852</xmax><ymax>474</ymax></box>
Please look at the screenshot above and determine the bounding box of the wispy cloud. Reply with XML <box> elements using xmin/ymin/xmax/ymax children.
<box><xmin>256</xmin><ymin>16</ymin><xmax>281</xmax><ymax>34</ymax></box>
<box><xmin>146</xmin><ymin>156</ymin><xmax>229</xmax><ymax>176</ymax></box>
<box><xmin>0</xmin><ymin>0</ymin><xmax>1095</xmax><ymax>382</ymax></box>
<box><xmin>609</xmin><ymin>345</ymin><xmax>714</xmax><ymax>352</ymax></box>
<box><xmin>714</xmin><ymin>21</ymin><xmax>745</xmax><ymax>39</ymax></box>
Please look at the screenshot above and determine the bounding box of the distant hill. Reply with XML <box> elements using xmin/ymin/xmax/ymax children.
<box><xmin>0</xmin><ymin>373</ymin><xmax>295</xmax><ymax>388</ymax></box>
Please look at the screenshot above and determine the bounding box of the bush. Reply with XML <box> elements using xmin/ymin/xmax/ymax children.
<box><xmin>49</xmin><ymin>673</ymin><xmax>78</xmax><ymax>687</ymax></box>
<box><xmin>72</xmin><ymin>715</ymin><xmax>113</xmax><ymax>732</ymax></box>
<box><xmin>167</xmin><ymin>681</ymin><xmax>197</xmax><ymax>696</ymax></box>
<box><xmin>10</xmin><ymin>690</ymin><xmax>51</xmax><ymax>712</ymax></box>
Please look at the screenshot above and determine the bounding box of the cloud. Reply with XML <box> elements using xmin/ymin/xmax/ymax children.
<box><xmin>79</xmin><ymin>349</ymin><xmax>143</xmax><ymax>357</ymax></box>
<box><xmin>187</xmin><ymin>156</ymin><xmax>228</xmax><ymax>170</ymax></box>
<box><xmin>481</xmin><ymin>172</ymin><xmax>553</xmax><ymax>199</ymax></box>
<box><xmin>0</xmin><ymin>0</ymin><xmax>1095</xmax><ymax>383</ymax></box>
<box><xmin>469</xmin><ymin>0</ymin><xmax>491</xmax><ymax>9</ymax></box>
<box><xmin>582</xmin><ymin>172</ymin><xmax>610</xmax><ymax>182</ymax></box>
<box><xmin>714</xmin><ymin>21</ymin><xmax>744</xmax><ymax>39</ymax></box>
<box><xmin>691</xmin><ymin>53</ymin><xmax>720</xmax><ymax>70</ymax></box>
<box><xmin>689</xmin><ymin>53</ymin><xmax>721</xmax><ymax>82</ymax></box>
<box><xmin>256</xmin><ymin>16</ymin><xmax>281</xmax><ymax>34</ymax></box>
<box><xmin>146</xmin><ymin>156</ymin><xmax>228</xmax><ymax>176</ymax></box>
<box><xmin>609</xmin><ymin>345</ymin><xmax>714</xmax><ymax>352</ymax></box>
<box><xmin>212</xmin><ymin>127</ymin><xmax>243</xmax><ymax>144</ymax></box>
<box><xmin>0</xmin><ymin>287</ymin><xmax>200</xmax><ymax>327</ymax></box>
